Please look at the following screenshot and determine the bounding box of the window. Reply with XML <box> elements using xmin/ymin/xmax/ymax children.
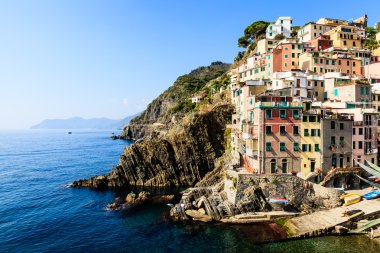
<box><xmin>280</xmin><ymin>142</ymin><xmax>286</xmax><ymax>151</ymax></box>
<box><xmin>366</xmin><ymin>87</ymin><xmax>370</xmax><ymax>95</ymax></box>
<box><xmin>298</xmin><ymin>45</ymin><xmax>301</xmax><ymax>50</ymax></box>
<box><xmin>331</xmin><ymin>121</ymin><xmax>335</xmax><ymax>129</ymax></box>
<box><xmin>292</xmin><ymin>45</ymin><xmax>295</xmax><ymax>50</ymax></box>
<box><xmin>359</xmin><ymin>128</ymin><xmax>363</xmax><ymax>135</ymax></box>
<box><xmin>285</xmin><ymin>54</ymin><xmax>288</xmax><ymax>59</ymax></box>
<box><xmin>293</xmin><ymin>142</ymin><xmax>299</xmax><ymax>151</ymax></box>
<box><xmin>293</xmin><ymin>110</ymin><xmax>299</xmax><ymax>119</ymax></box>
<box><xmin>266</xmin><ymin>110</ymin><xmax>272</xmax><ymax>119</ymax></box>
<box><xmin>314</xmin><ymin>58</ymin><xmax>318</xmax><ymax>64</ymax></box>
<box><xmin>332</xmin><ymin>60</ymin><xmax>336</xmax><ymax>65</ymax></box>
<box><xmin>315</xmin><ymin>144</ymin><xmax>320</xmax><ymax>152</ymax></box>
<box><xmin>266</xmin><ymin>126</ymin><xmax>272</xmax><ymax>134</ymax></box>
<box><xmin>266</xmin><ymin>142</ymin><xmax>272</xmax><ymax>151</ymax></box>
<box><xmin>318</xmin><ymin>129</ymin><xmax>321</xmax><ymax>136</ymax></box>
<box><xmin>359</xmin><ymin>141</ymin><xmax>363</xmax><ymax>149</ymax></box>
<box><xmin>280</xmin><ymin>126</ymin><xmax>286</xmax><ymax>135</ymax></box>
<box><xmin>353</xmin><ymin>141</ymin><xmax>356</xmax><ymax>149</ymax></box>
<box><xmin>340</xmin><ymin>123</ymin><xmax>344</xmax><ymax>130</ymax></box>
<box><xmin>292</xmin><ymin>53</ymin><xmax>295</xmax><ymax>58</ymax></box>
<box><xmin>280</xmin><ymin>110</ymin><xmax>286</xmax><ymax>119</ymax></box>
<box><xmin>311</xmin><ymin>129</ymin><xmax>317</xmax><ymax>136</ymax></box>
<box><xmin>340</xmin><ymin>136</ymin><xmax>345</xmax><ymax>145</ymax></box>
<box><xmin>320</xmin><ymin>59</ymin><xmax>323</xmax><ymax>64</ymax></box>
<box><xmin>304</xmin><ymin>129</ymin><xmax>309</xmax><ymax>136</ymax></box>
<box><xmin>347</xmin><ymin>61</ymin><xmax>350</xmax><ymax>66</ymax></box>
<box><xmin>360</xmin><ymin>87</ymin><xmax>364</xmax><ymax>95</ymax></box>
<box><xmin>321</xmin><ymin>81</ymin><xmax>324</xmax><ymax>87</ymax></box>
<box><xmin>293</xmin><ymin>126</ymin><xmax>299</xmax><ymax>135</ymax></box>
<box><xmin>302</xmin><ymin>144</ymin><xmax>308</xmax><ymax>152</ymax></box>
<box><xmin>331</xmin><ymin>136</ymin><xmax>336</xmax><ymax>145</ymax></box>
<box><xmin>353</xmin><ymin>62</ymin><xmax>356</xmax><ymax>67</ymax></box>
<box><xmin>353</xmin><ymin>128</ymin><xmax>356</xmax><ymax>135</ymax></box>
<box><xmin>326</xmin><ymin>60</ymin><xmax>329</xmax><ymax>65</ymax></box>
<box><xmin>338</xmin><ymin>60</ymin><xmax>342</xmax><ymax>65</ymax></box>
<box><xmin>344</xmin><ymin>40</ymin><xmax>347</xmax><ymax>46</ymax></box>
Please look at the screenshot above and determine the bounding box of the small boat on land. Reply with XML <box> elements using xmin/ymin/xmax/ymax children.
<box><xmin>269</xmin><ymin>198</ymin><xmax>289</xmax><ymax>205</ymax></box>
<box><xmin>340</xmin><ymin>193</ymin><xmax>362</xmax><ymax>206</ymax></box>
<box><xmin>341</xmin><ymin>209</ymin><xmax>364</xmax><ymax>220</ymax></box>
<box><xmin>363</xmin><ymin>190</ymin><xmax>380</xmax><ymax>200</ymax></box>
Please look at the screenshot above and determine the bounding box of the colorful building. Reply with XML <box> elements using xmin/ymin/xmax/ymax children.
<box><xmin>300</xmin><ymin>106</ymin><xmax>322</xmax><ymax>179</ymax></box>
<box><xmin>245</xmin><ymin>96</ymin><xmax>303</xmax><ymax>174</ymax></box>
<box><xmin>324</xmin><ymin>25</ymin><xmax>362</xmax><ymax>49</ymax></box>
<box><xmin>266</xmin><ymin>17</ymin><xmax>293</xmax><ymax>39</ymax></box>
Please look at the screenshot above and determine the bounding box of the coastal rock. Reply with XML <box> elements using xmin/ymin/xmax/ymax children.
<box><xmin>72</xmin><ymin>105</ymin><xmax>233</xmax><ymax>188</ymax></box>
<box><xmin>185</xmin><ymin>210</ymin><xmax>213</xmax><ymax>222</ymax></box>
<box><xmin>125</xmin><ymin>191</ymin><xmax>151</xmax><ymax>204</ymax></box>
<box><xmin>151</xmin><ymin>194</ymin><xmax>175</xmax><ymax>204</ymax></box>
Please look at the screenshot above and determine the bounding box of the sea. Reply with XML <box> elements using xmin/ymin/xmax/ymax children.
<box><xmin>1</xmin><ymin>130</ymin><xmax>380</xmax><ymax>253</ymax></box>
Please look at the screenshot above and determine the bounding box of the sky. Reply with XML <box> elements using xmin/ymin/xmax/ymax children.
<box><xmin>0</xmin><ymin>0</ymin><xmax>379</xmax><ymax>129</ymax></box>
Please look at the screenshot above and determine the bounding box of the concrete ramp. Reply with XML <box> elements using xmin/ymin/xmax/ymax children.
<box><xmin>286</xmin><ymin>199</ymin><xmax>380</xmax><ymax>237</ymax></box>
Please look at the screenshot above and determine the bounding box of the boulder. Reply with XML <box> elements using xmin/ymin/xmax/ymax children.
<box><xmin>185</xmin><ymin>210</ymin><xmax>212</xmax><ymax>222</ymax></box>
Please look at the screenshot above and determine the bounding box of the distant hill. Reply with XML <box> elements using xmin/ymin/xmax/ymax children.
<box><xmin>31</xmin><ymin>113</ymin><xmax>140</xmax><ymax>130</ymax></box>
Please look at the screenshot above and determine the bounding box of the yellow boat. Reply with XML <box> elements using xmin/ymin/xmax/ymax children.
<box><xmin>340</xmin><ymin>193</ymin><xmax>362</xmax><ymax>206</ymax></box>
<box><xmin>348</xmin><ymin>210</ymin><xmax>364</xmax><ymax>220</ymax></box>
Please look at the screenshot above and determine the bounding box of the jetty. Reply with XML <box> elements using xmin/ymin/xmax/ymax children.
<box><xmin>286</xmin><ymin>198</ymin><xmax>380</xmax><ymax>237</ymax></box>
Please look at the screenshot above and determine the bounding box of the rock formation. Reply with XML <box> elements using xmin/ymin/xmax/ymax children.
<box><xmin>72</xmin><ymin>62</ymin><xmax>232</xmax><ymax>189</ymax></box>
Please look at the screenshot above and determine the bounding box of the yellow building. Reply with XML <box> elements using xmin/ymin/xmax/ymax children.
<box><xmin>374</xmin><ymin>32</ymin><xmax>380</xmax><ymax>57</ymax></box>
<box><xmin>316</xmin><ymin>18</ymin><xmax>348</xmax><ymax>26</ymax></box>
<box><xmin>324</xmin><ymin>25</ymin><xmax>362</xmax><ymax>49</ymax></box>
<box><xmin>301</xmin><ymin>111</ymin><xmax>322</xmax><ymax>180</ymax></box>
<box><xmin>299</xmin><ymin>50</ymin><xmax>361</xmax><ymax>76</ymax></box>
<box><xmin>256</xmin><ymin>38</ymin><xmax>277</xmax><ymax>55</ymax></box>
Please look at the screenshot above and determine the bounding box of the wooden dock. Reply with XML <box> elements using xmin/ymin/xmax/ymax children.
<box><xmin>286</xmin><ymin>199</ymin><xmax>380</xmax><ymax>237</ymax></box>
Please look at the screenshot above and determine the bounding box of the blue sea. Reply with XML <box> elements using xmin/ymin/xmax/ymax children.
<box><xmin>1</xmin><ymin>130</ymin><xmax>380</xmax><ymax>253</ymax></box>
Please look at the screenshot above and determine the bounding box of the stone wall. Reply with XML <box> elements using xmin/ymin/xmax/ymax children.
<box><xmin>224</xmin><ymin>171</ymin><xmax>343</xmax><ymax>210</ymax></box>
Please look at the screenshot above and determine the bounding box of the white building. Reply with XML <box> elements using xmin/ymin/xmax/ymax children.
<box><xmin>266</xmin><ymin>17</ymin><xmax>293</xmax><ymax>39</ymax></box>
<box><xmin>271</xmin><ymin>71</ymin><xmax>310</xmax><ymax>99</ymax></box>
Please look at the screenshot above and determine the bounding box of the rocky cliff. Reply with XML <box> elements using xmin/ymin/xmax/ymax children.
<box><xmin>72</xmin><ymin>62</ymin><xmax>233</xmax><ymax>189</ymax></box>
<box><xmin>121</xmin><ymin>62</ymin><xmax>230</xmax><ymax>140</ymax></box>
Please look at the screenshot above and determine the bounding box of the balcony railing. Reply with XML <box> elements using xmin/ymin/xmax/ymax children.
<box><xmin>254</xmin><ymin>101</ymin><xmax>303</xmax><ymax>108</ymax></box>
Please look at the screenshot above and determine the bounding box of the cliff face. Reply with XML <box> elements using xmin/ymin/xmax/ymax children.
<box><xmin>72</xmin><ymin>104</ymin><xmax>233</xmax><ymax>188</ymax></box>
<box><xmin>72</xmin><ymin>62</ymin><xmax>232</xmax><ymax>189</ymax></box>
<box><xmin>121</xmin><ymin>62</ymin><xmax>230</xmax><ymax>140</ymax></box>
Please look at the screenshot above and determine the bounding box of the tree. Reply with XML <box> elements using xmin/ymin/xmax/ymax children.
<box><xmin>237</xmin><ymin>20</ymin><xmax>270</xmax><ymax>48</ymax></box>
<box><xmin>274</xmin><ymin>34</ymin><xmax>285</xmax><ymax>40</ymax></box>
<box><xmin>234</xmin><ymin>51</ymin><xmax>244</xmax><ymax>62</ymax></box>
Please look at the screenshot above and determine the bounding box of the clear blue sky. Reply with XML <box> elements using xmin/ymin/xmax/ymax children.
<box><xmin>1</xmin><ymin>0</ymin><xmax>379</xmax><ymax>129</ymax></box>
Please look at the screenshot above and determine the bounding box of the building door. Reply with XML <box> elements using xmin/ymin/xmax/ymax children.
<box><xmin>311</xmin><ymin>161</ymin><xmax>315</xmax><ymax>172</ymax></box>
<box><xmin>332</xmin><ymin>154</ymin><xmax>337</xmax><ymax>168</ymax></box>
<box><xmin>339</xmin><ymin>155</ymin><xmax>344</xmax><ymax>168</ymax></box>
<box><xmin>282</xmin><ymin>159</ymin><xmax>287</xmax><ymax>173</ymax></box>
<box><xmin>270</xmin><ymin>159</ymin><xmax>277</xmax><ymax>174</ymax></box>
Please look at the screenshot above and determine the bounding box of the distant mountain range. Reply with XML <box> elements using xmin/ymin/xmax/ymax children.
<box><xmin>30</xmin><ymin>113</ymin><xmax>140</xmax><ymax>130</ymax></box>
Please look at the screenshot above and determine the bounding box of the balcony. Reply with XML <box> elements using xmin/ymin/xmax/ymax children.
<box><xmin>254</xmin><ymin>101</ymin><xmax>304</xmax><ymax>109</ymax></box>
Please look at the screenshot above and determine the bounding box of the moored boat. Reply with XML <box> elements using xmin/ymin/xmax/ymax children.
<box><xmin>363</xmin><ymin>190</ymin><xmax>380</xmax><ymax>200</ymax></box>
<box><xmin>340</xmin><ymin>193</ymin><xmax>362</xmax><ymax>206</ymax></box>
